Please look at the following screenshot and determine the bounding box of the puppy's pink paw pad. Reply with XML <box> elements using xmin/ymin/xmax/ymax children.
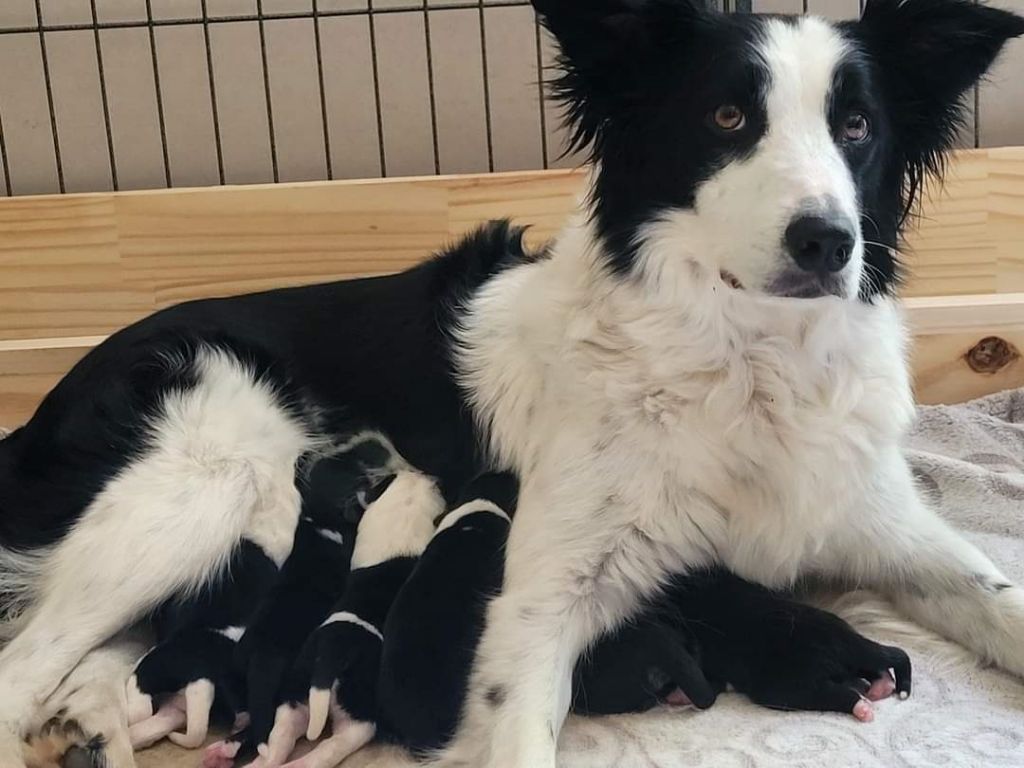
<box><xmin>866</xmin><ymin>674</ymin><xmax>896</xmax><ymax>702</ymax></box>
<box><xmin>852</xmin><ymin>700</ymin><xmax>875</xmax><ymax>723</ymax></box>
<box><xmin>664</xmin><ymin>688</ymin><xmax>693</xmax><ymax>707</ymax></box>
<box><xmin>202</xmin><ymin>739</ymin><xmax>241</xmax><ymax>768</ymax></box>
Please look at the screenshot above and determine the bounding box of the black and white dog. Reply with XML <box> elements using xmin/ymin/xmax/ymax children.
<box><xmin>1</xmin><ymin>2</ymin><xmax>1023</xmax><ymax>767</ymax></box>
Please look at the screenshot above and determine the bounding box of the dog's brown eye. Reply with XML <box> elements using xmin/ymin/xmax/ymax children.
<box><xmin>842</xmin><ymin>112</ymin><xmax>871</xmax><ymax>143</ymax></box>
<box><xmin>713</xmin><ymin>105</ymin><xmax>746</xmax><ymax>132</ymax></box>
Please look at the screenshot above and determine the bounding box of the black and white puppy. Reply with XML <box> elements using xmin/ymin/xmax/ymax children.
<box><xmin>376</xmin><ymin>472</ymin><xmax>520</xmax><ymax>756</ymax></box>
<box><xmin>245</xmin><ymin>470</ymin><xmax>444</xmax><ymax>768</ymax></box>
<box><xmin>378</xmin><ymin>472</ymin><xmax>712</xmax><ymax>752</ymax></box>
<box><xmin>126</xmin><ymin>540</ymin><xmax>279</xmax><ymax>751</ymax></box>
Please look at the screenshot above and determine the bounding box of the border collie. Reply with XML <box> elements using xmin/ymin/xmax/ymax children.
<box><xmin>0</xmin><ymin>2</ymin><xmax>1023</xmax><ymax>767</ymax></box>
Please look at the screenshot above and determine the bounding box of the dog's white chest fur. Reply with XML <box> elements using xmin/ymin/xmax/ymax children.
<box><xmin>458</xmin><ymin>243</ymin><xmax>915</xmax><ymax>589</ymax></box>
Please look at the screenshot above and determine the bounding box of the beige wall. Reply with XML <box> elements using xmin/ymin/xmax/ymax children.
<box><xmin>0</xmin><ymin>0</ymin><xmax>1021</xmax><ymax>196</ymax></box>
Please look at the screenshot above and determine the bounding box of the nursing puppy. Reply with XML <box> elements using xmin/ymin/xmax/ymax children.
<box><xmin>376</xmin><ymin>472</ymin><xmax>522</xmax><ymax>755</ymax></box>
<box><xmin>126</xmin><ymin>540</ymin><xmax>279</xmax><ymax>751</ymax></box>
<box><xmin>247</xmin><ymin>471</ymin><xmax>444</xmax><ymax>768</ymax></box>
<box><xmin>2</xmin><ymin>3</ymin><xmax>1024</xmax><ymax>767</ymax></box>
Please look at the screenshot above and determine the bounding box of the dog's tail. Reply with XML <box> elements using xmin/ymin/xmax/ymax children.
<box><xmin>0</xmin><ymin>429</ymin><xmax>50</xmax><ymax>637</ymax></box>
<box><xmin>0</xmin><ymin>547</ymin><xmax>48</xmax><ymax>633</ymax></box>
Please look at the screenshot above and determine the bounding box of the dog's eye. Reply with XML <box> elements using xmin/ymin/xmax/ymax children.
<box><xmin>712</xmin><ymin>105</ymin><xmax>746</xmax><ymax>133</ymax></box>
<box><xmin>841</xmin><ymin>112</ymin><xmax>871</xmax><ymax>144</ymax></box>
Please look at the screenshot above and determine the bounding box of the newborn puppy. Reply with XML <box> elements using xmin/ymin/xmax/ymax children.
<box><xmin>251</xmin><ymin>470</ymin><xmax>444</xmax><ymax>768</ymax></box>
<box><xmin>127</xmin><ymin>539</ymin><xmax>279</xmax><ymax>750</ymax></box>
<box><xmin>665</xmin><ymin>570</ymin><xmax>913</xmax><ymax>723</ymax></box>
<box><xmin>377</xmin><ymin>472</ymin><xmax>519</xmax><ymax>756</ymax></box>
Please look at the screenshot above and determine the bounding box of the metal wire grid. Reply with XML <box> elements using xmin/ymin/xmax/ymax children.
<box><xmin>0</xmin><ymin>1</ymin><xmax>571</xmax><ymax>195</ymax></box>
<box><xmin>0</xmin><ymin>0</ymin><xmax>982</xmax><ymax>196</ymax></box>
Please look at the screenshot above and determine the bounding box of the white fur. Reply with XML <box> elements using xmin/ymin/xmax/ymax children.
<box><xmin>435</xmin><ymin>500</ymin><xmax>510</xmax><ymax>535</ymax></box>
<box><xmin>25</xmin><ymin>631</ymin><xmax>149</xmax><ymax>768</ymax></box>
<box><xmin>314</xmin><ymin>527</ymin><xmax>346</xmax><ymax>546</ymax></box>
<box><xmin>216</xmin><ymin>625</ymin><xmax>246</xmax><ymax>643</ymax></box>
<box><xmin>0</xmin><ymin>348</ymin><xmax>315</xmax><ymax>757</ymax></box>
<box><xmin>126</xmin><ymin>674</ymin><xmax>154</xmax><ymax>725</ymax></box>
<box><xmin>167</xmin><ymin>678</ymin><xmax>216</xmax><ymax>749</ymax></box>
<box><xmin>320</xmin><ymin>611</ymin><xmax>384</xmax><ymax>641</ymax></box>
<box><xmin>350</xmin><ymin>471</ymin><xmax>443</xmax><ymax>570</ymax></box>
<box><xmin>435</xmin><ymin>18</ymin><xmax>1024</xmax><ymax>768</ymax></box>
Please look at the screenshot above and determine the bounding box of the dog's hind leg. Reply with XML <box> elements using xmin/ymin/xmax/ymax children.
<box><xmin>0</xmin><ymin>350</ymin><xmax>310</xmax><ymax>767</ymax></box>
<box><xmin>22</xmin><ymin>630</ymin><xmax>150</xmax><ymax>768</ymax></box>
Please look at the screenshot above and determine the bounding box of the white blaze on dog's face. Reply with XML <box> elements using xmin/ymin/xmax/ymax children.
<box><xmin>536</xmin><ymin>0</ymin><xmax>1024</xmax><ymax>302</ymax></box>
<box><xmin>688</xmin><ymin>18</ymin><xmax>864</xmax><ymax>300</ymax></box>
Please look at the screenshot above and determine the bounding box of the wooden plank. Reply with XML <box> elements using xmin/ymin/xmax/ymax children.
<box><xmin>0</xmin><ymin>148</ymin><xmax>1020</xmax><ymax>343</ymax></box>
<box><xmin>0</xmin><ymin>336</ymin><xmax>102</xmax><ymax>427</ymax></box>
<box><xmin>907</xmin><ymin>294</ymin><xmax>1024</xmax><ymax>406</ymax></box>
<box><xmin>3</xmin><ymin>295</ymin><xmax>1023</xmax><ymax>426</ymax></box>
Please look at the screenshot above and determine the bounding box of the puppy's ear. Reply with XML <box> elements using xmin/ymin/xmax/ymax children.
<box><xmin>533</xmin><ymin>0</ymin><xmax>705</xmax><ymax>156</ymax></box>
<box><xmin>858</xmin><ymin>0</ymin><xmax>1024</xmax><ymax>211</ymax></box>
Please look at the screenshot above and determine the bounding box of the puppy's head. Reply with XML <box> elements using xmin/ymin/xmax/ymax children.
<box><xmin>535</xmin><ymin>0</ymin><xmax>1024</xmax><ymax>300</ymax></box>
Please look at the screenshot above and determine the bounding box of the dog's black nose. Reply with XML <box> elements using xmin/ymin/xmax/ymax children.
<box><xmin>785</xmin><ymin>215</ymin><xmax>856</xmax><ymax>273</ymax></box>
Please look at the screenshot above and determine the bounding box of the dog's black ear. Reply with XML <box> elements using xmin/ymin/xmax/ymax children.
<box><xmin>858</xmin><ymin>0</ymin><xmax>1024</xmax><ymax>213</ymax></box>
<box><xmin>533</xmin><ymin>0</ymin><xmax>705</xmax><ymax>157</ymax></box>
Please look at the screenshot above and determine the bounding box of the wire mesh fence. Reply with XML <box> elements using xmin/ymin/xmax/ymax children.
<box><xmin>0</xmin><ymin>0</ymin><xmax>1010</xmax><ymax>196</ymax></box>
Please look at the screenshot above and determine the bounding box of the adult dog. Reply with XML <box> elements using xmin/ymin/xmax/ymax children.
<box><xmin>0</xmin><ymin>1</ymin><xmax>1022</xmax><ymax>767</ymax></box>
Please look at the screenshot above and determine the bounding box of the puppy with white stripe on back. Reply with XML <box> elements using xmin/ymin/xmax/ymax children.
<box><xmin>246</xmin><ymin>470</ymin><xmax>444</xmax><ymax>768</ymax></box>
<box><xmin>376</xmin><ymin>472</ymin><xmax>521</xmax><ymax>755</ymax></box>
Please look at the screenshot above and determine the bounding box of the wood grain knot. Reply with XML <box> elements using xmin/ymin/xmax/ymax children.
<box><xmin>965</xmin><ymin>337</ymin><xmax>1020</xmax><ymax>374</ymax></box>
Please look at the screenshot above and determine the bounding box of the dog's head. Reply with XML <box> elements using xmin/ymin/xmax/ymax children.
<box><xmin>535</xmin><ymin>0</ymin><xmax>1024</xmax><ymax>301</ymax></box>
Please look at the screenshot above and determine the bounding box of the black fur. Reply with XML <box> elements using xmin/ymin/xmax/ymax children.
<box><xmin>0</xmin><ymin>221</ymin><xmax>530</xmax><ymax>561</ymax></box>
<box><xmin>573</xmin><ymin>621</ymin><xmax>717</xmax><ymax>716</ymax></box>
<box><xmin>234</xmin><ymin>509</ymin><xmax>357</xmax><ymax>752</ymax></box>
<box><xmin>664</xmin><ymin>570</ymin><xmax>913</xmax><ymax>714</ymax></box>
<box><xmin>280</xmin><ymin>557</ymin><xmax>418</xmax><ymax>726</ymax></box>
